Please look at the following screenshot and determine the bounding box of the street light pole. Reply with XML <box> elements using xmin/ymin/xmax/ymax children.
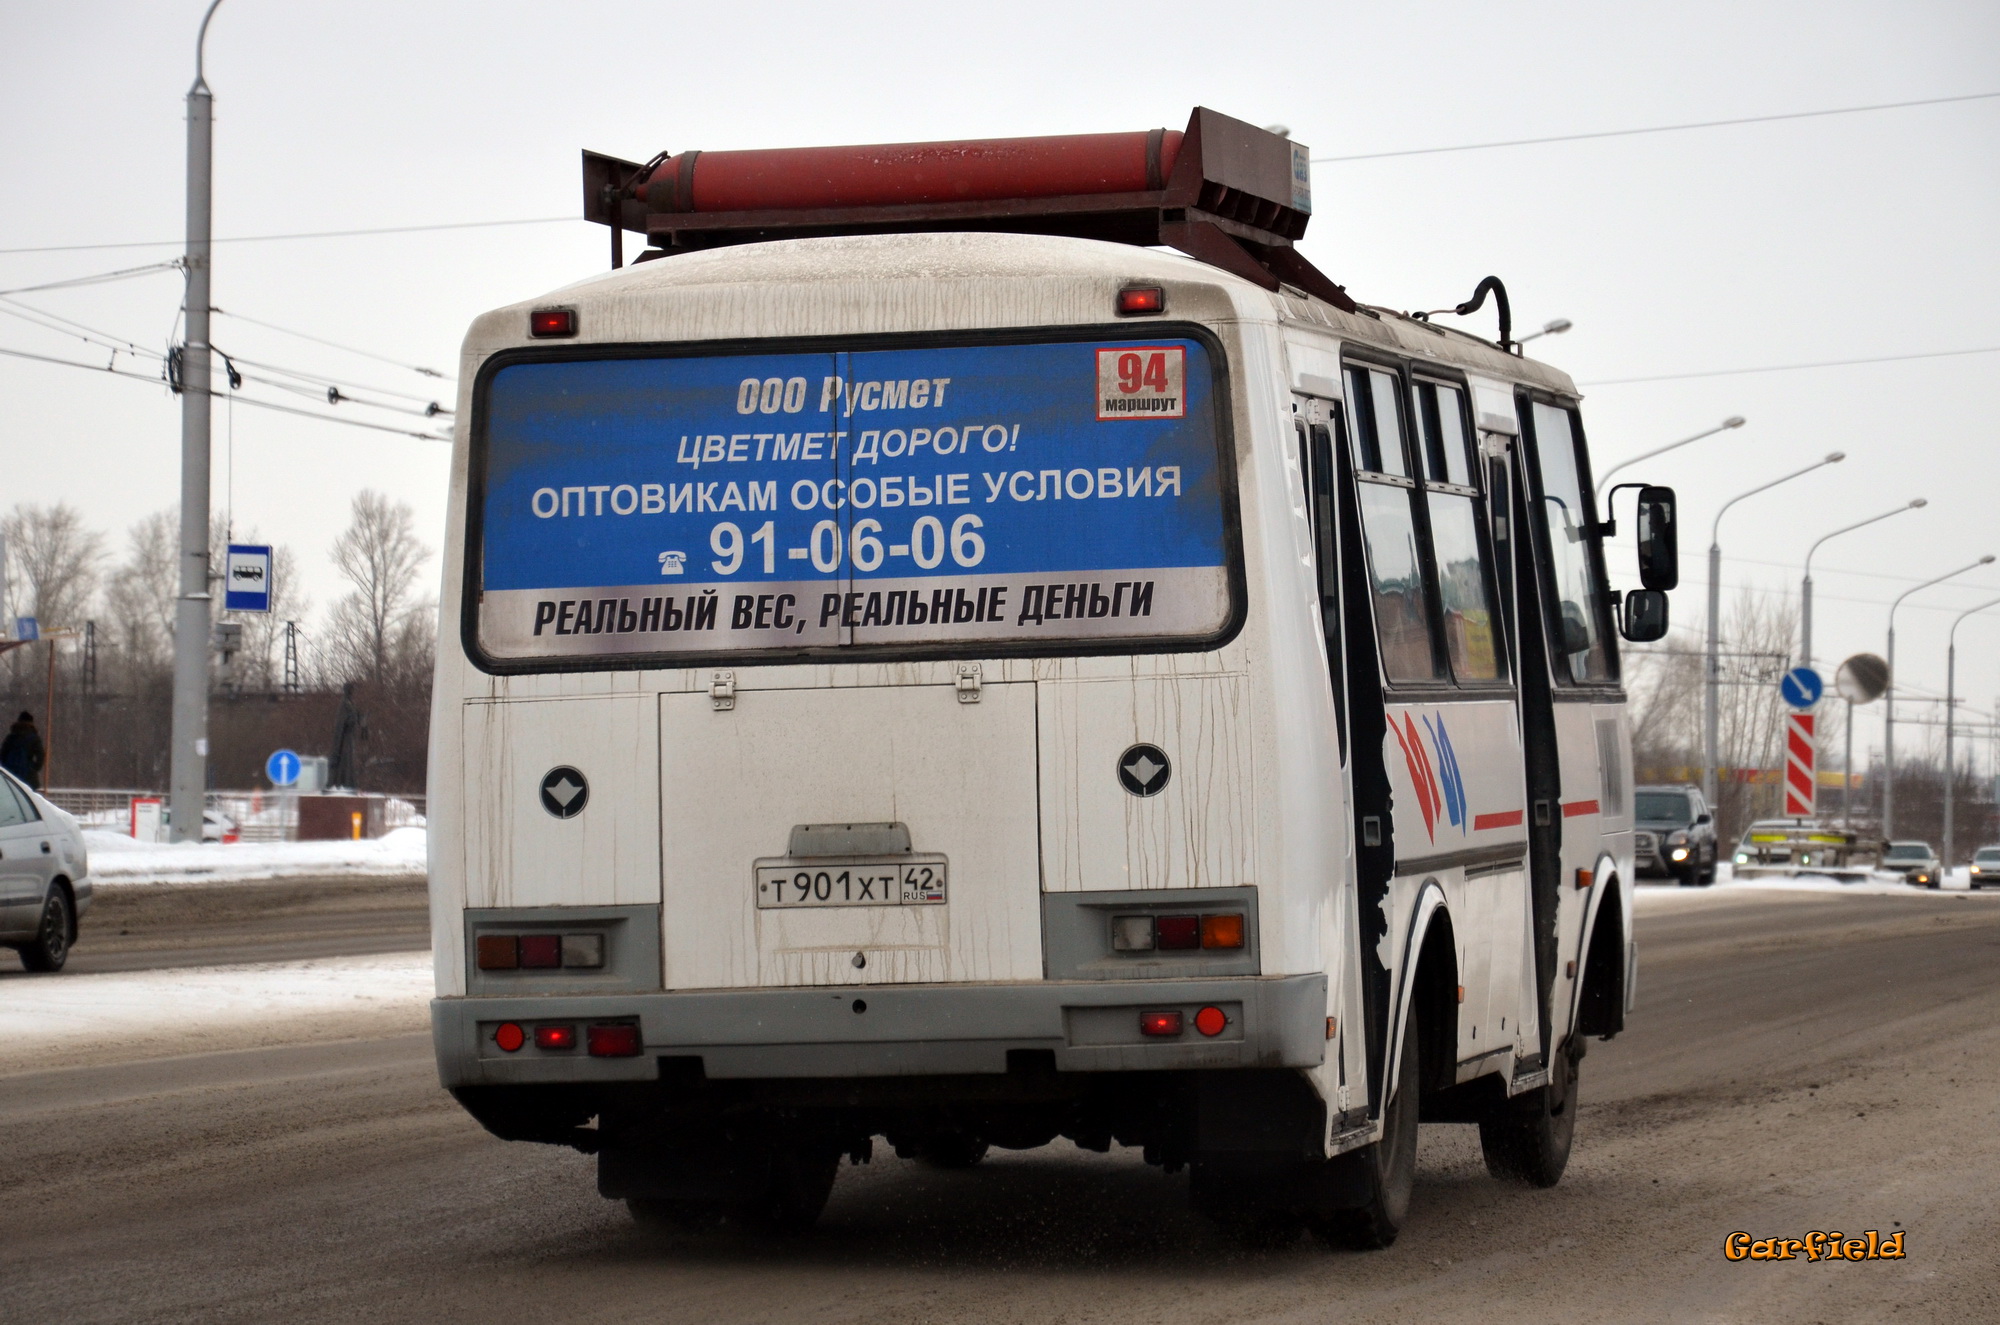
<box><xmin>1595</xmin><ymin>415</ymin><xmax>1746</xmax><ymax>505</ymax></box>
<box><xmin>1944</xmin><ymin>596</ymin><xmax>2000</xmax><ymax>872</ymax></box>
<box><xmin>1884</xmin><ymin>554</ymin><xmax>1996</xmax><ymax>838</ymax></box>
<box><xmin>170</xmin><ymin>1</ymin><xmax>225</xmax><ymax>843</ymax></box>
<box><xmin>1800</xmin><ymin>499</ymin><xmax>1927</xmax><ymax>669</ymax></box>
<box><xmin>1703</xmin><ymin>452</ymin><xmax>1846</xmax><ymax>808</ymax></box>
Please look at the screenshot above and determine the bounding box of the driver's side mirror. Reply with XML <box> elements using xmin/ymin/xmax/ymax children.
<box><xmin>1636</xmin><ymin>486</ymin><xmax>1678</xmax><ymax>591</ymax></box>
<box><xmin>1620</xmin><ymin>588</ymin><xmax>1669</xmax><ymax>642</ymax></box>
<box><xmin>1695</xmin><ymin>812</ymin><xmax>1711</xmax><ymax>825</ymax></box>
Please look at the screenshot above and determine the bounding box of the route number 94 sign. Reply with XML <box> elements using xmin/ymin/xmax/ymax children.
<box><xmin>470</xmin><ymin>334</ymin><xmax>1235</xmax><ymax>668</ymax></box>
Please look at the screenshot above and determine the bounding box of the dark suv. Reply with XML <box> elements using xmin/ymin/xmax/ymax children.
<box><xmin>1634</xmin><ymin>784</ymin><xmax>1718</xmax><ymax>885</ymax></box>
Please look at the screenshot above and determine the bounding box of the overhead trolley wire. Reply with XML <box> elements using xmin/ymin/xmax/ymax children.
<box><xmin>0</xmin><ymin>216</ymin><xmax>575</xmax><ymax>257</ymax></box>
<box><xmin>0</xmin><ymin>342</ymin><xmax>450</xmax><ymax>442</ymax></box>
<box><xmin>210</xmin><ymin>306</ymin><xmax>449</xmax><ymax>379</ymax></box>
<box><xmin>1310</xmin><ymin>90</ymin><xmax>2000</xmax><ymax>163</ymax></box>
<box><xmin>1582</xmin><ymin>344</ymin><xmax>2000</xmax><ymax>387</ymax></box>
<box><xmin>0</xmin><ymin>259</ymin><xmax>184</xmax><ymax>295</ymax></box>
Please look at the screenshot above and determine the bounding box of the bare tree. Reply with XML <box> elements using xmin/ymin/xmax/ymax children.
<box><xmin>326</xmin><ymin>490</ymin><xmax>432</xmax><ymax>684</ymax></box>
<box><xmin>2</xmin><ymin>502</ymin><xmax>106</xmax><ymax>630</ymax></box>
<box><xmin>104</xmin><ymin>507</ymin><xmax>178</xmax><ymax>674</ymax></box>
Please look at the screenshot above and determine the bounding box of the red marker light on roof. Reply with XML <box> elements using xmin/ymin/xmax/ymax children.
<box><xmin>1117</xmin><ymin>286</ymin><xmax>1165</xmax><ymax>316</ymax></box>
<box><xmin>530</xmin><ymin>307</ymin><xmax>577</xmax><ymax>338</ymax></box>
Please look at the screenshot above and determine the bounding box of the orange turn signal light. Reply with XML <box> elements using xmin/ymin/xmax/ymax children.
<box><xmin>1200</xmin><ymin>913</ymin><xmax>1244</xmax><ymax>949</ymax></box>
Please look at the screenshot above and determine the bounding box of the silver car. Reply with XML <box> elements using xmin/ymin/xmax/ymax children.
<box><xmin>0</xmin><ymin>770</ymin><xmax>91</xmax><ymax>971</ymax></box>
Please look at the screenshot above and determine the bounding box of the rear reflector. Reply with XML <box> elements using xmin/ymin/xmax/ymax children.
<box><xmin>534</xmin><ymin>1025</ymin><xmax>577</xmax><ymax>1051</ymax></box>
<box><xmin>529</xmin><ymin>307</ymin><xmax>576</xmax><ymax>338</ymax></box>
<box><xmin>587</xmin><ymin>1023</ymin><xmax>642</xmax><ymax>1057</ymax></box>
<box><xmin>1200</xmin><ymin>913</ymin><xmax>1244</xmax><ymax>949</ymax></box>
<box><xmin>1111</xmin><ymin>915</ymin><xmax>1155</xmax><ymax>951</ymax></box>
<box><xmin>562</xmin><ymin>933</ymin><xmax>605</xmax><ymax>968</ymax></box>
<box><xmin>1193</xmin><ymin>1005</ymin><xmax>1227</xmax><ymax>1037</ymax></box>
<box><xmin>1116</xmin><ymin>286</ymin><xmax>1165</xmax><ymax>316</ymax></box>
<box><xmin>1139</xmin><ymin>1010</ymin><xmax>1184</xmax><ymax>1037</ymax></box>
<box><xmin>1155</xmin><ymin>915</ymin><xmax>1199</xmax><ymax>950</ymax></box>
<box><xmin>476</xmin><ymin>935</ymin><xmax>519</xmax><ymax>970</ymax></box>
<box><xmin>494</xmin><ymin>1022</ymin><xmax>526</xmax><ymax>1053</ymax></box>
<box><xmin>519</xmin><ymin>934</ymin><xmax>562</xmax><ymax>969</ymax></box>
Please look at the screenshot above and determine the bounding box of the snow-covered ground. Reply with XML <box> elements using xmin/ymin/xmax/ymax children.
<box><xmin>0</xmin><ymin>952</ymin><xmax>432</xmax><ymax>1074</ymax></box>
<box><xmin>82</xmin><ymin>825</ymin><xmax>429</xmax><ymax>886</ymax></box>
<box><xmin>1634</xmin><ymin>860</ymin><xmax>1996</xmax><ymax>906</ymax></box>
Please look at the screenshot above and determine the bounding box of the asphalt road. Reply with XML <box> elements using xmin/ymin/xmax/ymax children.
<box><xmin>0</xmin><ymin>877</ymin><xmax>429</xmax><ymax>974</ymax></box>
<box><xmin>4</xmin><ymin>888</ymin><xmax>1997</xmax><ymax>1324</ymax></box>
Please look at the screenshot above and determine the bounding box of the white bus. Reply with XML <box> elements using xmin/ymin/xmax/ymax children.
<box><xmin>428</xmin><ymin>108</ymin><xmax>1676</xmax><ymax>1247</ymax></box>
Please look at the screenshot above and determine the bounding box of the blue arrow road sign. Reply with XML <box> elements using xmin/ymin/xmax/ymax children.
<box><xmin>266</xmin><ymin>748</ymin><xmax>302</xmax><ymax>787</ymax></box>
<box><xmin>1781</xmin><ymin>667</ymin><xmax>1824</xmax><ymax>709</ymax></box>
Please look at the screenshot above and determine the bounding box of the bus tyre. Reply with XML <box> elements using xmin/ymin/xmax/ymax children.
<box><xmin>729</xmin><ymin>1147</ymin><xmax>841</xmax><ymax>1235</ymax></box>
<box><xmin>18</xmin><ymin>888</ymin><xmax>72</xmax><ymax>973</ymax></box>
<box><xmin>917</xmin><ymin>1131</ymin><xmax>990</xmax><ymax>1170</ymax></box>
<box><xmin>1312</xmin><ymin>1002</ymin><xmax>1420</xmax><ymax>1250</ymax></box>
<box><xmin>626</xmin><ymin>1197</ymin><xmax>724</xmax><ymax>1233</ymax></box>
<box><xmin>1479</xmin><ymin>1039</ymin><xmax>1581</xmax><ymax>1187</ymax></box>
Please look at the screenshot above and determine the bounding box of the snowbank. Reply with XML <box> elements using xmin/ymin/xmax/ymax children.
<box><xmin>0</xmin><ymin>952</ymin><xmax>432</xmax><ymax>1073</ymax></box>
<box><xmin>82</xmin><ymin>826</ymin><xmax>429</xmax><ymax>887</ymax></box>
<box><xmin>1634</xmin><ymin>861</ymin><xmax>1992</xmax><ymax>907</ymax></box>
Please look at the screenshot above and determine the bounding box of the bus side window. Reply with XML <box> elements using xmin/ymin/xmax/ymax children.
<box><xmin>1414</xmin><ymin>381</ymin><xmax>1503</xmax><ymax>683</ymax></box>
<box><xmin>1300</xmin><ymin>410</ymin><xmax>1349</xmax><ymax>763</ymax></box>
<box><xmin>1521</xmin><ymin>398</ymin><xmax>1613</xmax><ymax>683</ymax></box>
<box><xmin>1344</xmin><ymin>366</ymin><xmax>1443</xmax><ymax>683</ymax></box>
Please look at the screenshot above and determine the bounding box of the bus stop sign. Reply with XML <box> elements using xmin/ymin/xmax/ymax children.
<box><xmin>1780</xmin><ymin>666</ymin><xmax>1824</xmax><ymax>709</ymax></box>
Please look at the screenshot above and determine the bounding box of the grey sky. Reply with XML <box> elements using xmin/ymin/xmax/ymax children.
<box><xmin>2</xmin><ymin>0</ymin><xmax>1996</xmax><ymax>760</ymax></box>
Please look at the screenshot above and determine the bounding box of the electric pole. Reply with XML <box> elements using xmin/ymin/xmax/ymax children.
<box><xmin>170</xmin><ymin>0</ymin><xmax>225</xmax><ymax>841</ymax></box>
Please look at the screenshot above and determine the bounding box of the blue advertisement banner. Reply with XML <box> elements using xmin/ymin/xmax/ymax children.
<box><xmin>474</xmin><ymin>336</ymin><xmax>1234</xmax><ymax>661</ymax></box>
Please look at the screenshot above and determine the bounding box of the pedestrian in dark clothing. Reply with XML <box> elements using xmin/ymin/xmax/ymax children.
<box><xmin>1</xmin><ymin>711</ymin><xmax>45</xmax><ymax>790</ymax></box>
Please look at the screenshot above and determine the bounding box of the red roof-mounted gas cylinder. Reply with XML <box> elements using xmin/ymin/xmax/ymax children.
<box><xmin>582</xmin><ymin>107</ymin><xmax>1354</xmax><ymax>311</ymax></box>
<box><xmin>639</xmin><ymin>130</ymin><xmax>1183</xmax><ymax>215</ymax></box>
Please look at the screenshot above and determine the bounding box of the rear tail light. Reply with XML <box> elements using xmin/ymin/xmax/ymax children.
<box><xmin>519</xmin><ymin>934</ymin><xmax>562</xmax><ymax>969</ymax></box>
<box><xmin>534</xmin><ymin>1025</ymin><xmax>577</xmax><ymax>1051</ymax></box>
<box><xmin>1199</xmin><ymin>913</ymin><xmax>1244</xmax><ymax>949</ymax></box>
<box><xmin>1139</xmin><ymin>1010</ymin><xmax>1184</xmax><ymax>1037</ymax></box>
<box><xmin>1111</xmin><ymin>915</ymin><xmax>1155</xmax><ymax>951</ymax></box>
<box><xmin>476</xmin><ymin>935</ymin><xmax>519</xmax><ymax>970</ymax></box>
<box><xmin>1155</xmin><ymin>915</ymin><xmax>1200</xmax><ymax>950</ymax></box>
<box><xmin>1116</xmin><ymin>285</ymin><xmax>1165</xmax><ymax>316</ymax></box>
<box><xmin>529</xmin><ymin>307</ymin><xmax>577</xmax><ymax>338</ymax></box>
<box><xmin>1193</xmin><ymin>1005</ymin><xmax>1228</xmax><ymax>1037</ymax></box>
<box><xmin>493</xmin><ymin>1022</ymin><xmax>526</xmax><ymax>1053</ymax></box>
<box><xmin>562</xmin><ymin>933</ymin><xmax>605</xmax><ymax>968</ymax></box>
<box><xmin>587</xmin><ymin>1023</ymin><xmax>643</xmax><ymax>1057</ymax></box>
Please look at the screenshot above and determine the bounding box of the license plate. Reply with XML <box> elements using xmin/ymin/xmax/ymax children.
<box><xmin>754</xmin><ymin>857</ymin><xmax>947</xmax><ymax>908</ymax></box>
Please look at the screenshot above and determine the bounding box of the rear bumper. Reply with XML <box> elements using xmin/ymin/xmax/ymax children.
<box><xmin>431</xmin><ymin>973</ymin><xmax>1327</xmax><ymax>1088</ymax></box>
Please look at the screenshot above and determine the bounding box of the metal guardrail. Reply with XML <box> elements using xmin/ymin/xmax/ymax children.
<box><xmin>41</xmin><ymin>788</ymin><xmax>426</xmax><ymax>842</ymax></box>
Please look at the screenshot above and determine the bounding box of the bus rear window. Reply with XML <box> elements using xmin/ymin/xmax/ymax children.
<box><xmin>468</xmin><ymin>335</ymin><xmax>1237</xmax><ymax>668</ymax></box>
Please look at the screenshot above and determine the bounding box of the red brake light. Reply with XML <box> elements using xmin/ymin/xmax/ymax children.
<box><xmin>534</xmin><ymin>1025</ymin><xmax>577</xmax><ymax>1051</ymax></box>
<box><xmin>1155</xmin><ymin>915</ymin><xmax>1200</xmax><ymax>950</ymax></box>
<box><xmin>1117</xmin><ymin>286</ymin><xmax>1165</xmax><ymax>315</ymax></box>
<box><xmin>494</xmin><ymin>1022</ymin><xmax>526</xmax><ymax>1053</ymax></box>
<box><xmin>530</xmin><ymin>307</ymin><xmax>577</xmax><ymax>338</ymax></box>
<box><xmin>1140</xmin><ymin>1010</ymin><xmax>1184</xmax><ymax>1037</ymax></box>
<box><xmin>519</xmin><ymin>934</ymin><xmax>562</xmax><ymax>969</ymax></box>
<box><xmin>476</xmin><ymin>935</ymin><xmax>519</xmax><ymax>970</ymax></box>
<box><xmin>587</xmin><ymin>1023</ymin><xmax>642</xmax><ymax>1057</ymax></box>
<box><xmin>1194</xmin><ymin>1006</ymin><xmax>1227</xmax><ymax>1037</ymax></box>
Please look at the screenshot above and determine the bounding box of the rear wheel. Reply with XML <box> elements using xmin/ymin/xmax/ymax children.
<box><xmin>917</xmin><ymin>1131</ymin><xmax>990</xmax><ymax>1170</ymax></box>
<box><xmin>18</xmin><ymin>888</ymin><xmax>71</xmax><ymax>973</ymax></box>
<box><xmin>1311</xmin><ymin>1001</ymin><xmax>1420</xmax><ymax>1250</ymax></box>
<box><xmin>1480</xmin><ymin>1038</ymin><xmax>1581</xmax><ymax>1187</ymax></box>
<box><xmin>730</xmin><ymin>1147</ymin><xmax>840</xmax><ymax>1235</ymax></box>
